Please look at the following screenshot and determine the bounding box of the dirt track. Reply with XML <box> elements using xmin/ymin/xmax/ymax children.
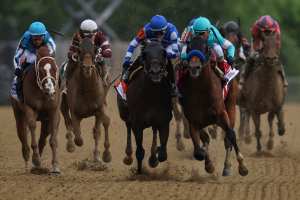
<box><xmin>0</xmin><ymin>91</ymin><xmax>300</xmax><ymax>200</ymax></box>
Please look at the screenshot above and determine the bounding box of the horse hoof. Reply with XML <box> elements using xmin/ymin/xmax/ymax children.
<box><xmin>194</xmin><ymin>148</ymin><xmax>206</xmax><ymax>161</ymax></box>
<box><xmin>158</xmin><ymin>149</ymin><xmax>167</xmax><ymax>162</ymax></box>
<box><xmin>74</xmin><ymin>137</ymin><xmax>83</xmax><ymax>147</ymax></box>
<box><xmin>267</xmin><ymin>140</ymin><xmax>274</xmax><ymax>150</ymax></box>
<box><xmin>176</xmin><ymin>140</ymin><xmax>185</xmax><ymax>151</ymax></box>
<box><xmin>205</xmin><ymin>160</ymin><xmax>215</xmax><ymax>174</ymax></box>
<box><xmin>245</xmin><ymin>136</ymin><xmax>252</xmax><ymax>144</ymax></box>
<box><xmin>148</xmin><ymin>156</ymin><xmax>159</xmax><ymax>168</ymax></box>
<box><xmin>278</xmin><ymin>127</ymin><xmax>285</xmax><ymax>136</ymax></box>
<box><xmin>32</xmin><ymin>156</ymin><xmax>41</xmax><ymax>168</ymax></box>
<box><xmin>123</xmin><ymin>156</ymin><xmax>133</xmax><ymax>165</ymax></box>
<box><xmin>239</xmin><ymin>165</ymin><xmax>249</xmax><ymax>176</ymax></box>
<box><xmin>222</xmin><ymin>168</ymin><xmax>231</xmax><ymax>176</ymax></box>
<box><xmin>51</xmin><ymin>167</ymin><xmax>61</xmax><ymax>175</ymax></box>
<box><xmin>102</xmin><ymin>150</ymin><xmax>112</xmax><ymax>163</ymax></box>
<box><xmin>66</xmin><ymin>141</ymin><xmax>76</xmax><ymax>153</ymax></box>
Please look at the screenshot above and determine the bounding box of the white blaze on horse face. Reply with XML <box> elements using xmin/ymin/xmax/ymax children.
<box><xmin>43</xmin><ymin>63</ymin><xmax>55</xmax><ymax>95</ymax></box>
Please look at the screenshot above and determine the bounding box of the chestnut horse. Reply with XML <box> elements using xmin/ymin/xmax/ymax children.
<box><xmin>10</xmin><ymin>45</ymin><xmax>61</xmax><ymax>173</ymax></box>
<box><xmin>61</xmin><ymin>37</ymin><xmax>111</xmax><ymax>163</ymax></box>
<box><xmin>239</xmin><ymin>31</ymin><xmax>286</xmax><ymax>152</ymax></box>
<box><xmin>117</xmin><ymin>41</ymin><xmax>172</xmax><ymax>174</ymax></box>
<box><xmin>180</xmin><ymin>37</ymin><xmax>248</xmax><ymax>176</ymax></box>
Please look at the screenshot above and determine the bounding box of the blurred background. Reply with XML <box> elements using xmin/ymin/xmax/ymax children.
<box><xmin>0</xmin><ymin>0</ymin><xmax>299</xmax><ymax>104</ymax></box>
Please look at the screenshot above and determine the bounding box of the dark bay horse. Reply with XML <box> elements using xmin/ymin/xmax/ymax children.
<box><xmin>10</xmin><ymin>46</ymin><xmax>61</xmax><ymax>173</ymax></box>
<box><xmin>239</xmin><ymin>31</ymin><xmax>286</xmax><ymax>152</ymax></box>
<box><xmin>61</xmin><ymin>37</ymin><xmax>111</xmax><ymax>163</ymax></box>
<box><xmin>180</xmin><ymin>37</ymin><xmax>248</xmax><ymax>176</ymax></box>
<box><xmin>117</xmin><ymin>41</ymin><xmax>172</xmax><ymax>174</ymax></box>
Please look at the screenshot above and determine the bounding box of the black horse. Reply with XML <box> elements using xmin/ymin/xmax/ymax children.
<box><xmin>117</xmin><ymin>41</ymin><xmax>172</xmax><ymax>174</ymax></box>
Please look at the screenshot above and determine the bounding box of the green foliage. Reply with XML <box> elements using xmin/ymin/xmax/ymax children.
<box><xmin>0</xmin><ymin>0</ymin><xmax>299</xmax><ymax>74</ymax></box>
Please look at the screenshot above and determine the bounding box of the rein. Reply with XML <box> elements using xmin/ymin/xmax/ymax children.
<box><xmin>35</xmin><ymin>56</ymin><xmax>58</xmax><ymax>91</ymax></box>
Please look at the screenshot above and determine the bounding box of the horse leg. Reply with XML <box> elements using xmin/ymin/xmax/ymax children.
<box><xmin>267</xmin><ymin>112</ymin><xmax>275</xmax><ymax>150</ymax></box>
<box><xmin>199</xmin><ymin>129</ymin><xmax>215</xmax><ymax>174</ymax></box>
<box><xmin>252</xmin><ymin>112</ymin><xmax>262</xmax><ymax>152</ymax></box>
<box><xmin>123</xmin><ymin>122</ymin><xmax>133</xmax><ymax>165</ymax></box>
<box><xmin>183</xmin><ymin>113</ymin><xmax>190</xmax><ymax>139</ymax></box>
<box><xmin>11</xmin><ymin>101</ymin><xmax>30</xmax><ymax>170</ymax></box>
<box><xmin>207</xmin><ymin>125</ymin><xmax>218</xmax><ymax>139</ymax></box>
<box><xmin>158</xmin><ymin>125</ymin><xmax>170</xmax><ymax>162</ymax></box>
<box><xmin>24</xmin><ymin>106</ymin><xmax>40</xmax><ymax>168</ymax></box>
<box><xmin>244</xmin><ymin>110</ymin><xmax>252</xmax><ymax>144</ymax></box>
<box><xmin>70</xmin><ymin>114</ymin><xmax>83</xmax><ymax>147</ymax></box>
<box><xmin>218</xmin><ymin>110</ymin><xmax>248</xmax><ymax>176</ymax></box>
<box><xmin>148</xmin><ymin>127</ymin><xmax>159</xmax><ymax>168</ymax></box>
<box><xmin>132</xmin><ymin>127</ymin><xmax>145</xmax><ymax>174</ymax></box>
<box><xmin>190</xmin><ymin>123</ymin><xmax>206</xmax><ymax>161</ymax></box>
<box><xmin>48</xmin><ymin>111</ymin><xmax>61</xmax><ymax>173</ymax></box>
<box><xmin>276</xmin><ymin>107</ymin><xmax>285</xmax><ymax>136</ymax></box>
<box><xmin>100</xmin><ymin>108</ymin><xmax>111</xmax><ymax>163</ymax></box>
<box><xmin>93</xmin><ymin>113</ymin><xmax>102</xmax><ymax>162</ymax></box>
<box><xmin>38</xmin><ymin>120</ymin><xmax>49</xmax><ymax>156</ymax></box>
<box><xmin>61</xmin><ymin>93</ymin><xmax>75</xmax><ymax>152</ymax></box>
<box><xmin>238</xmin><ymin>106</ymin><xmax>246</xmax><ymax>140</ymax></box>
<box><xmin>173</xmin><ymin>107</ymin><xmax>185</xmax><ymax>151</ymax></box>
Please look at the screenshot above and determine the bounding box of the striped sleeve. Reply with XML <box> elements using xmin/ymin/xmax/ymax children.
<box><xmin>124</xmin><ymin>28</ymin><xmax>145</xmax><ymax>60</ymax></box>
<box><xmin>13</xmin><ymin>40</ymin><xmax>25</xmax><ymax>69</ymax></box>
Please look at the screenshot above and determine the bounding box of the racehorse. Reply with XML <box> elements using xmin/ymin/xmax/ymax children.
<box><xmin>117</xmin><ymin>41</ymin><xmax>173</xmax><ymax>174</ymax></box>
<box><xmin>11</xmin><ymin>45</ymin><xmax>61</xmax><ymax>173</ymax></box>
<box><xmin>60</xmin><ymin>37</ymin><xmax>111</xmax><ymax>163</ymax></box>
<box><xmin>180</xmin><ymin>37</ymin><xmax>248</xmax><ymax>176</ymax></box>
<box><xmin>239</xmin><ymin>31</ymin><xmax>286</xmax><ymax>152</ymax></box>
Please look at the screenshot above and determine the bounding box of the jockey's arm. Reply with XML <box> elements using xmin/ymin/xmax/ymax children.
<box><xmin>124</xmin><ymin>28</ymin><xmax>145</xmax><ymax>62</ymax></box>
<box><xmin>166</xmin><ymin>31</ymin><xmax>180</xmax><ymax>59</ymax></box>
<box><xmin>68</xmin><ymin>33</ymin><xmax>80</xmax><ymax>60</ymax></box>
<box><xmin>95</xmin><ymin>32</ymin><xmax>112</xmax><ymax>58</ymax></box>
<box><xmin>13</xmin><ymin>45</ymin><xmax>25</xmax><ymax>70</ymax></box>
<box><xmin>46</xmin><ymin>35</ymin><xmax>56</xmax><ymax>56</ymax></box>
<box><xmin>211</xmin><ymin>26</ymin><xmax>235</xmax><ymax>63</ymax></box>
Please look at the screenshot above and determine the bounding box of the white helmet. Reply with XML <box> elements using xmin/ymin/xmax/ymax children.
<box><xmin>80</xmin><ymin>19</ymin><xmax>98</xmax><ymax>36</ymax></box>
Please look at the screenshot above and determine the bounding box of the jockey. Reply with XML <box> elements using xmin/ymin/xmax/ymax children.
<box><xmin>117</xmin><ymin>14</ymin><xmax>180</xmax><ymax>100</ymax></box>
<box><xmin>221</xmin><ymin>21</ymin><xmax>251</xmax><ymax>61</ymax></box>
<box><xmin>180</xmin><ymin>17</ymin><xmax>239</xmax><ymax>84</ymax></box>
<box><xmin>240</xmin><ymin>15</ymin><xmax>288</xmax><ymax>87</ymax></box>
<box><xmin>11</xmin><ymin>21</ymin><xmax>56</xmax><ymax>101</ymax></box>
<box><xmin>67</xmin><ymin>19</ymin><xmax>112</xmax><ymax>82</ymax></box>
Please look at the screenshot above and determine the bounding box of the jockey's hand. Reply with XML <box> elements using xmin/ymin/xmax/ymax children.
<box><xmin>227</xmin><ymin>56</ymin><xmax>234</xmax><ymax>66</ymax></box>
<box><xmin>122</xmin><ymin>60</ymin><xmax>132</xmax><ymax>70</ymax></box>
<box><xmin>14</xmin><ymin>68</ymin><xmax>23</xmax><ymax>77</ymax></box>
<box><xmin>71</xmin><ymin>53</ymin><xmax>78</xmax><ymax>62</ymax></box>
<box><xmin>95</xmin><ymin>53</ymin><xmax>103</xmax><ymax>63</ymax></box>
<box><xmin>182</xmin><ymin>60</ymin><xmax>189</xmax><ymax>67</ymax></box>
<box><xmin>180</xmin><ymin>52</ymin><xmax>188</xmax><ymax>61</ymax></box>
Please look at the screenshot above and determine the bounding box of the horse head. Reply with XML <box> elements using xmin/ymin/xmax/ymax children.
<box><xmin>78</xmin><ymin>37</ymin><xmax>96</xmax><ymax>78</ymax></box>
<box><xmin>142</xmin><ymin>40</ymin><xmax>167</xmax><ymax>83</ymax></box>
<box><xmin>35</xmin><ymin>45</ymin><xmax>58</xmax><ymax>98</ymax></box>
<box><xmin>186</xmin><ymin>37</ymin><xmax>209</xmax><ymax>78</ymax></box>
<box><xmin>261</xmin><ymin>30</ymin><xmax>279</xmax><ymax>65</ymax></box>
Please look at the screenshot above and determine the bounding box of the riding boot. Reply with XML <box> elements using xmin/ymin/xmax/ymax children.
<box><xmin>16</xmin><ymin>76</ymin><xmax>23</xmax><ymax>102</ymax></box>
<box><xmin>122</xmin><ymin>56</ymin><xmax>142</xmax><ymax>84</ymax></box>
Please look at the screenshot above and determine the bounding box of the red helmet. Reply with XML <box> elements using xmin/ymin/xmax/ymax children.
<box><xmin>256</xmin><ymin>15</ymin><xmax>278</xmax><ymax>32</ymax></box>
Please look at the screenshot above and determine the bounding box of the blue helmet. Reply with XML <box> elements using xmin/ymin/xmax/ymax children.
<box><xmin>28</xmin><ymin>21</ymin><xmax>47</xmax><ymax>36</ymax></box>
<box><xmin>150</xmin><ymin>15</ymin><xmax>168</xmax><ymax>31</ymax></box>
